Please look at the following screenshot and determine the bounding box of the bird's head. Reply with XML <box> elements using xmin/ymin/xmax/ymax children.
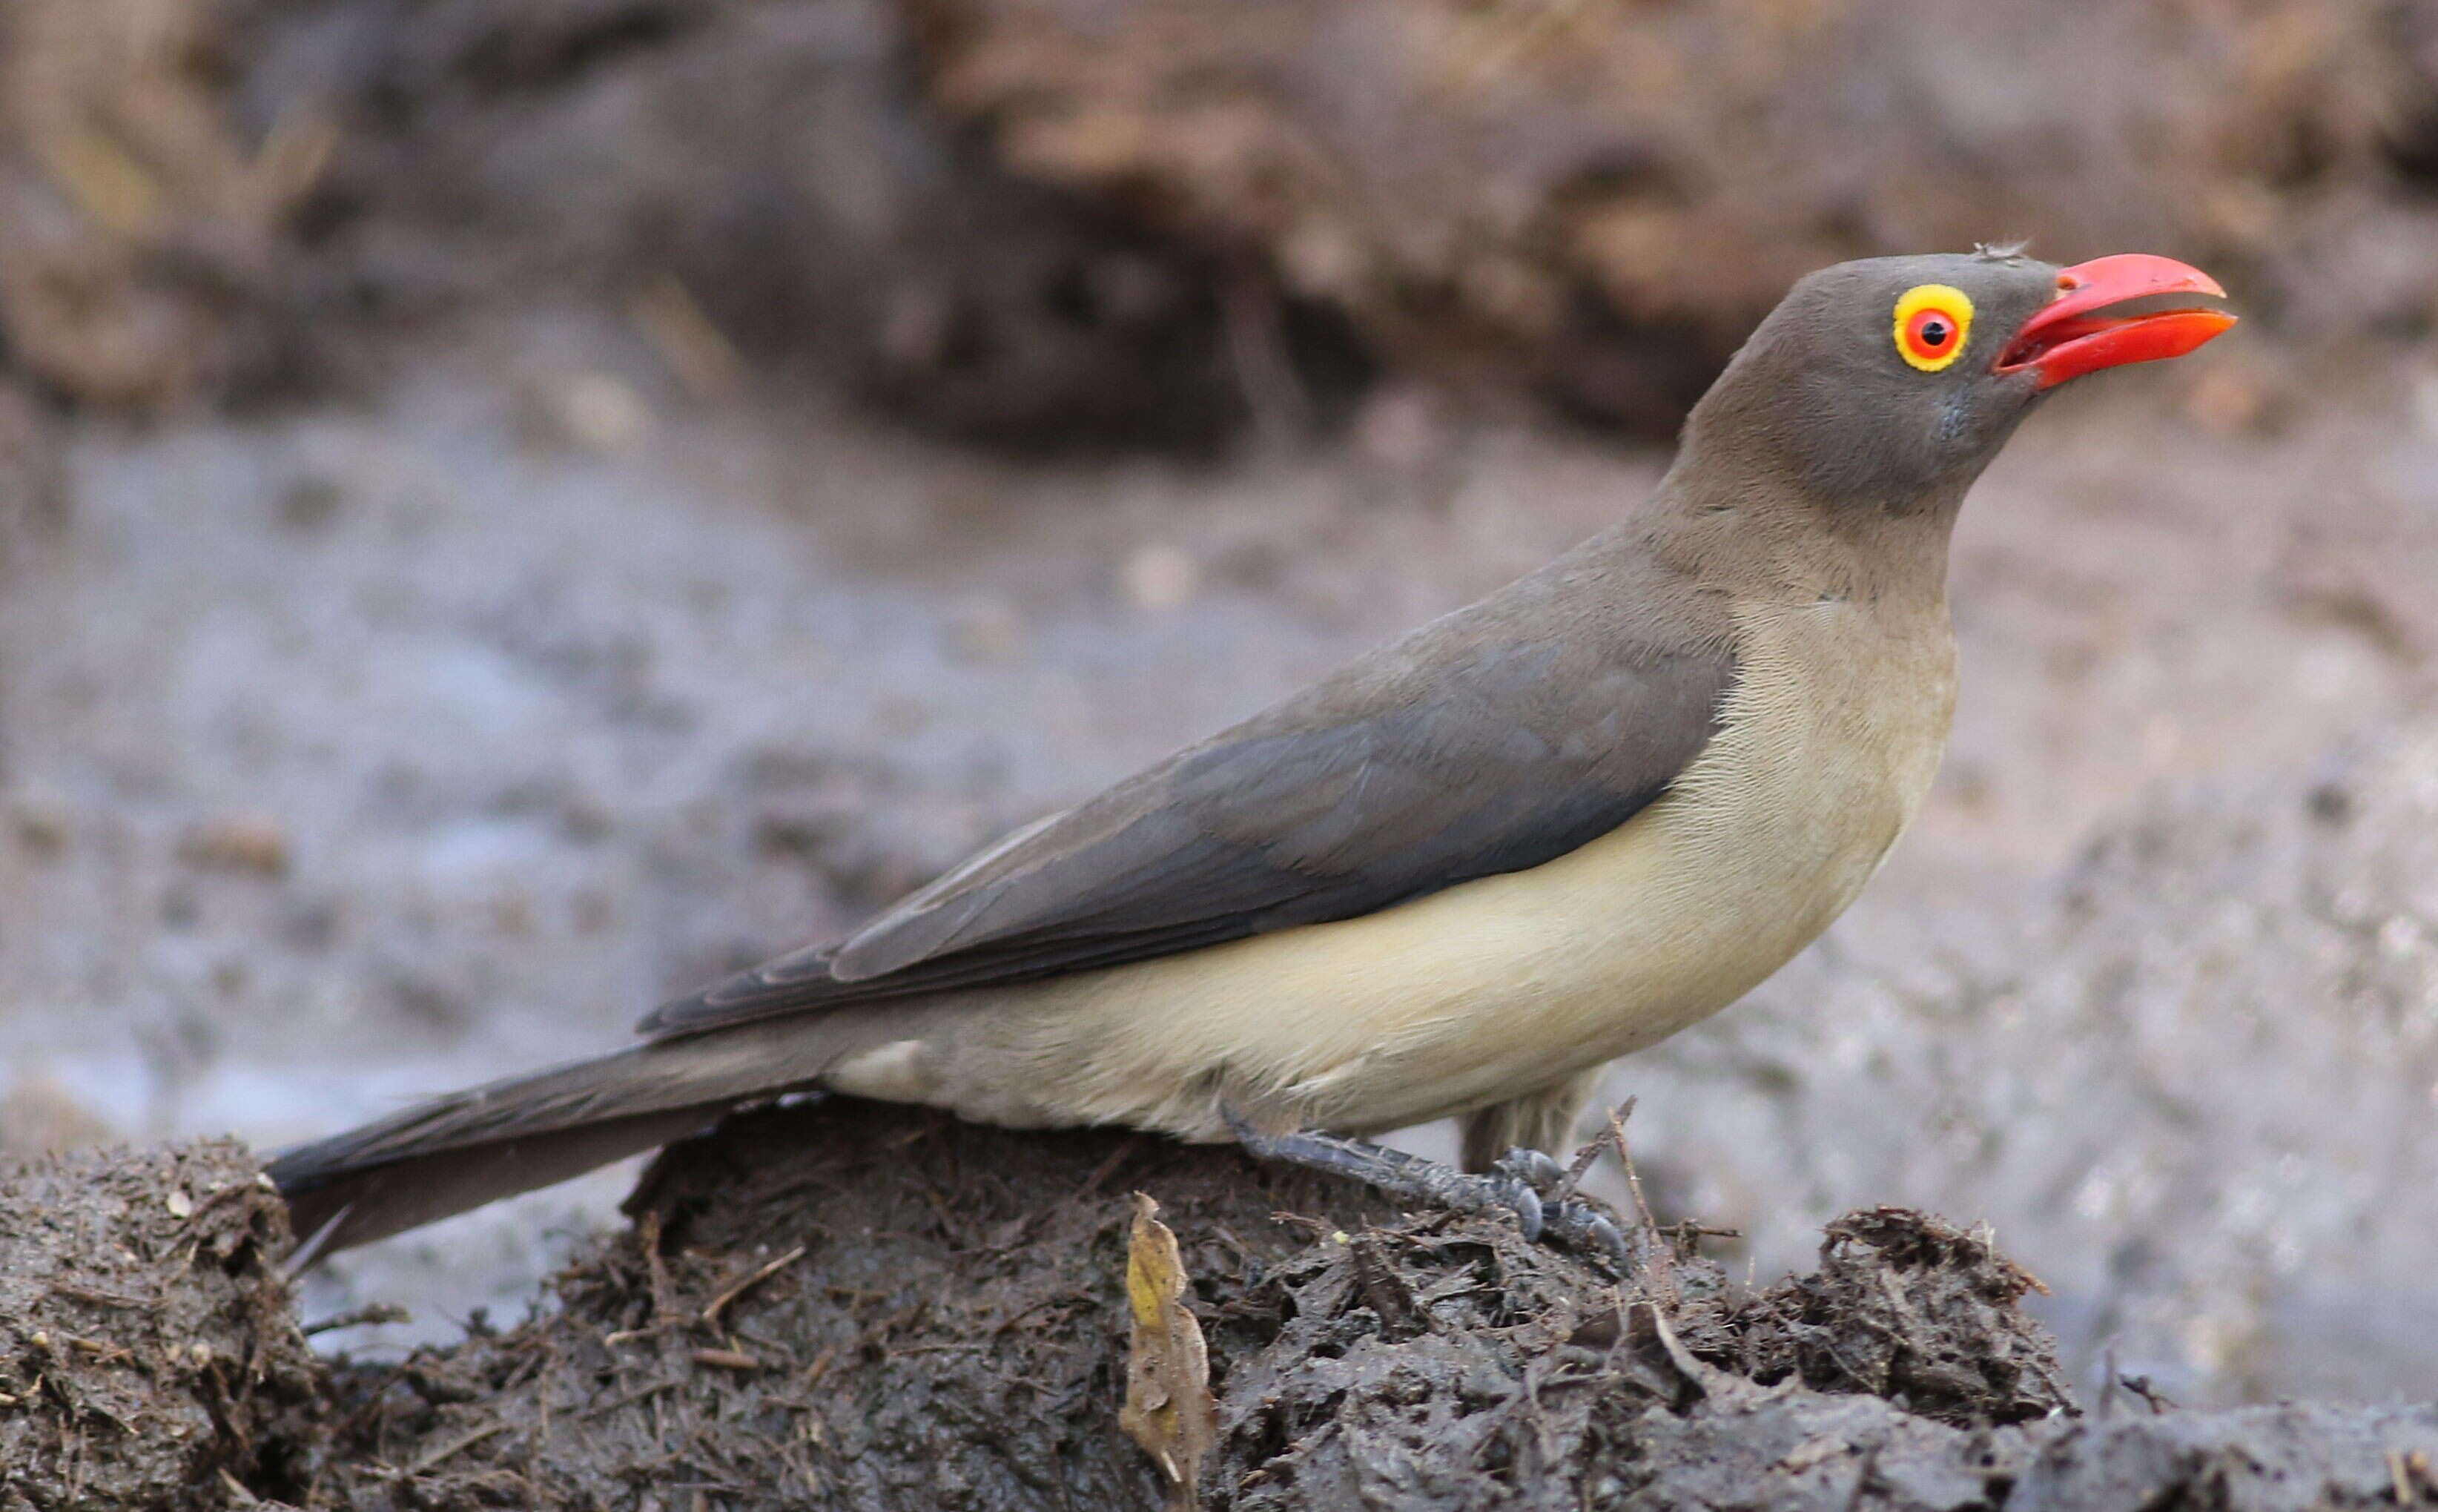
<box><xmin>1686</xmin><ymin>248</ymin><xmax>2236</xmax><ymax>513</ymax></box>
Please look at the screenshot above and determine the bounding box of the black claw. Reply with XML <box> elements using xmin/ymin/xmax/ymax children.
<box><xmin>1501</xmin><ymin>1178</ymin><xmax>1545</xmax><ymax>1241</ymax></box>
<box><xmin>1496</xmin><ymin>1146</ymin><xmax>1567</xmax><ymax>1189</ymax></box>
<box><xmin>1544</xmin><ymin>1204</ymin><xmax>1632</xmax><ymax>1269</ymax></box>
<box><xmin>1587</xmin><ymin>1213</ymin><xmax>1626</xmax><ymax>1257</ymax></box>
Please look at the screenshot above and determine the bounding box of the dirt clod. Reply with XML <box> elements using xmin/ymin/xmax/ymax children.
<box><xmin>1726</xmin><ymin>1207</ymin><xmax>2070</xmax><ymax>1427</ymax></box>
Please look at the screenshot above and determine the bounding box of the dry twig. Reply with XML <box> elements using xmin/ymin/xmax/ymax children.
<box><xmin>701</xmin><ymin>1245</ymin><xmax>807</xmax><ymax>1333</ymax></box>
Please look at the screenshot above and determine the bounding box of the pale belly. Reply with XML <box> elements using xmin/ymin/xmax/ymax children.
<box><xmin>827</xmin><ymin>594</ymin><xmax>1958</xmax><ymax>1140</ymax></box>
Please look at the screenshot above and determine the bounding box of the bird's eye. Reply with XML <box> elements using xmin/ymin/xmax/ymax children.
<box><xmin>1892</xmin><ymin>284</ymin><xmax>1974</xmax><ymax>372</ymax></box>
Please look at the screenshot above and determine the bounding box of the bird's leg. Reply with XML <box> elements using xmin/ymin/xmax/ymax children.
<box><xmin>1458</xmin><ymin>1069</ymin><xmax>1603</xmax><ymax>1174</ymax></box>
<box><xmin>1231</xmin><ymin>1119</ymin><xmax>1546</xmax><ymax>1235</ymax></box>
<box><xmin>1224</xmin><ymin>1112</ymin><xmax>1632</xmax><ymax>1270</ymax></box>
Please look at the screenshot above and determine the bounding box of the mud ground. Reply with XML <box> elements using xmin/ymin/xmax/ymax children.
<box><xmin>7</xmin><ymin>1116</ymin><xmax>2437</xmax><ymax>1511</ymax></box>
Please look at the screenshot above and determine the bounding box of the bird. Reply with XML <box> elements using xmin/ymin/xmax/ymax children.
<box><xmin>271</xmin><ymin>248</ymin><xmax>2233</xmax><ymax>1258</ymax></box>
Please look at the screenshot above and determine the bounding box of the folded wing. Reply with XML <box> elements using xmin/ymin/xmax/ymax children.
<box><xmin>645</xmin><ymin>538</ymin><xmax>1736</xmax><ymax>1036</ymax></box>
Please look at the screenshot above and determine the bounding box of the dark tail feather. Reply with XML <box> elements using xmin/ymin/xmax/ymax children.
<box><xmin>267</xmin><ymin>1014</ymin><xmax>892</xmax><ymax>1258</ymax></box>
<box><xmin>273</xmin><ymin>1102</ymin><xmax>741</xmax><ymax>1258</ymax></box>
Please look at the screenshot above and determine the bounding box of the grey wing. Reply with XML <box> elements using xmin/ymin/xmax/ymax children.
<box><xmin>644</xmin><ymin>554</ymin><xmax>1736</xmax><ymax>1037</ymax></box>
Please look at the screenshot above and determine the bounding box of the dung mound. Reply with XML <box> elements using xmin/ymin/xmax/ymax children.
<box><xmin>0</xmin><ymin>1140</ymin><xmax>318</xmax><ymax>1511</ymax></box>
<box><xmin>292</xmin><ymin>1100</ymin><xmax>2438</xmax><ymax>1510</ymax></box>
<box><xmin>314</xmin><ymin>1099</ymin><xmax>1404</xmax><ymax>1511</ymax></box>
<box><xmin>7</xmin><ymin>1114</ymin><xmax>2434</xmax><ymax>1509</ymax></box>
<box><xmin>315</xmin><ymin>1101</ymin><xmax>2438</xmax><ymax>1511</ymax></box>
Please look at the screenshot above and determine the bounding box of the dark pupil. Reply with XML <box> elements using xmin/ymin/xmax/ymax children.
<box><xmin>1919</xmin><ymin>317</ymin><xmax>1950</xmax><ymax>348</ymax></box>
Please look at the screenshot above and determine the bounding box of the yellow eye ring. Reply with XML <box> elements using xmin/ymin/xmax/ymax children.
<box><xmin>1893</xmin><ymin>284</ymin><xmax>1973</xmax><ymax>372</ymax></box>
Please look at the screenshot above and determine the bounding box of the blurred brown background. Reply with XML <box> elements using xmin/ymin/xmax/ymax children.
<box><xmin>5</xmin><ymin>0</ymin><xmax>2438</xmax><ymax>1408</ymax></box>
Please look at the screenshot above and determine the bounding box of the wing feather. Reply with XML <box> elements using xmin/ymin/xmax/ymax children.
<box><xmin>642</xmin><ymin>530</ymin><xmax>1736</xmax><ymax>1037</ymax></box>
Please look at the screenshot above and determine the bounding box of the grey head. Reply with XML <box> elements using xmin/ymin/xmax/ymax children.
<box><xmin>1682</xmin><ymin>248</ymin><xmax>2073</xmax><ymax>513</ymax></box>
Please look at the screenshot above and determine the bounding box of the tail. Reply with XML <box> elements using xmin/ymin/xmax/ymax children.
<box><xmin>267</xmin><ymin>1014</ymin><xmax>891</xmax><ymax>1258</ymax></box>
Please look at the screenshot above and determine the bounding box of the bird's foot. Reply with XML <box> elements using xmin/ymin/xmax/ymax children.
<box><xmin>1487</xmin><ymin>1143</ymin><xmax>1633</xmax><ymax>1266</ymax></box>
<box><xmin>1225</xmin><ymin>1114</ymin><xmax>1631</xmax><ymax>1270</ymax></box>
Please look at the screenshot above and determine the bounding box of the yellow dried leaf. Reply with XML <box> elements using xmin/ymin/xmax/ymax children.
<box><xmin>1117</xmin><ymin>1192</ymin><xmax>1215</xmax><ymax>1511</ymax></box>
